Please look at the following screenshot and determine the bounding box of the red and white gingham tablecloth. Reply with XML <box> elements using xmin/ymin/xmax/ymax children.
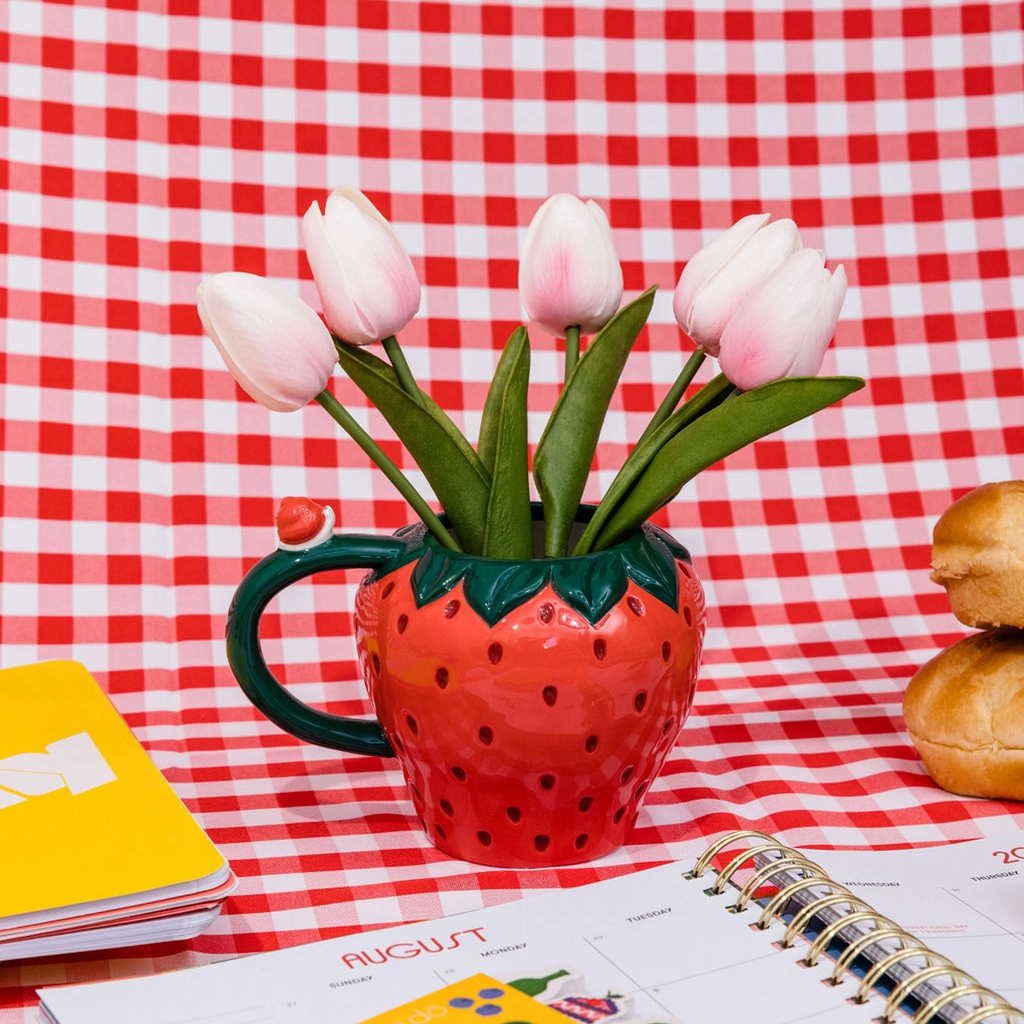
<box><xmin>2</xmin><ymin>1</ymin><xmax>1023</xmax><ymax>1018</ymax></box>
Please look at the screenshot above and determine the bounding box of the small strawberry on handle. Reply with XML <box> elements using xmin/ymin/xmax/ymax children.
<box><xmin>275</xmin><ymin>497</ymin><xmax>335</xmax><ymax>551</ymax></box>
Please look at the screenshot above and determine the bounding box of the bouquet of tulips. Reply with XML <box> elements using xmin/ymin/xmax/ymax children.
<box><xmin>197</xmin><ymin>189</ymin><xmax>863</xmax><ymax>560</ymax></box>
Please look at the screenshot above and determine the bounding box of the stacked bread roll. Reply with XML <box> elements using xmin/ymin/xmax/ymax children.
<box><xmin>903</xmin><ymin>482</ymin><xmax>1024</xmax><ymax>801</ymax></box>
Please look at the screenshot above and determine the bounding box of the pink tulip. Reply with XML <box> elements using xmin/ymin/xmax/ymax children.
<box><xmin>197</xmin><ymin>271</ymin><xmax>338</xmax><ymax>412</ymax></box>
<box><xmin>716</xmin><ymin>248</ymin><xmax>848</xmax><ymax>392</ymax></box>
<box><xmin>518</xmin><ymin>194</ymin><xmax>624</xmax><ymax>337</ymax></box>
<box><xmin>672</xmin><ymin>213</ymin><xmax>802</xmax><ymax>356</ymax></box>
<box><xmin>303</xmin><ymin>186</ymin><xmax>421</xmax><ymax>346</ymax></box>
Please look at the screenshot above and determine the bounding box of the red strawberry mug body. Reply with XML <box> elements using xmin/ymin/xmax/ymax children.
<box><xmin>227</xmin><ymin>503</ymin><xmax>705</xmax><ymax>868</ymax></box>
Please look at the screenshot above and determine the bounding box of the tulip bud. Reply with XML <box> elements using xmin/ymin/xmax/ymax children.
<box><xmin>197</xmin><ymin>271</ymin><xmax>338</xmax><ymax>412</ymax></box>
<box><xmin>717</xmin><ymin>248</ymin><xmax>847</xmax><ymax>392</ymax></box>
<box><xmin>303</xmin><ymin>186</ymin><xmax>421</xmax><ymax>347</ymax></box>
<box><xmin>518</xmin><ymin>194</ymin><xmax>624</xmax><ymax>337</ymax></box>
<box><xmin>672</xmin><ymin>213</ymin><xmax>802</xmax><ymax>356</ymax></box>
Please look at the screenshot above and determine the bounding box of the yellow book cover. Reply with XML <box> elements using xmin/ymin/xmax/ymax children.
<box><xmin>0</xmin><ymin>661</ymin><xmax>230</xmax><ymax>926</ymax></box>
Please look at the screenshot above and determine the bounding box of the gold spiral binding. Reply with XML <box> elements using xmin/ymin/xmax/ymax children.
<box><xmin>882</xmin><ymin>965</ymin><xmax>977</xmax><ymax>1024</ymax></box>
<box><xmin>958</xmin><ymin>1004</ymin><xmax>1024</xmax><ymax>1024</ymax></box>
<box><xmin>805</xmin><ymin>910</ymin><xmax>891</xmax><ymax>967</ymax></box>
<box><xmin>691</xmin><ymin>830</ymin><xmax>778</xmax><ymax>877</ymax></box>
<box><xmin>830</xmin><ymin>926</ymin><xmax>917</xmax><ymax>985</ymax></box>
<box><xmin>693</xmin><ymin>831</ymin><xmax>1024</xmax><ymax>1024</ymax></box>
<box><xmin>759</xmin><ymin>879</ymin><xmax>853</xmax><ymax>933</ymax></box>
<box><xmin>855</xmin><ymin>945</ymin><xmax>946</xmax><ymax>1004</ymax></box>
<box><xmin>779</xmin><ymin>888</ymin><xmax>873</xmax><ymax>946</ymax></box>
<box><xmin>733</xmin><ymin>855</ymin><xmax>827</xmax><ymax>912</ymax></box>
<box><xmin>913</xmin><ymin>985</ymin><xmax>1003</xmax><ymax>1024</ymax></box>
<box><xmin>711</xmin><ymin>843</ymin><xmax>803</xmax><ymax>895</ymax></box>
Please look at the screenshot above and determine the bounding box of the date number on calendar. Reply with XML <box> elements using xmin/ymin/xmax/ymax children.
<box><xmin>991</xmin><ymin>847</ymin><xmax>1024</xmax><ymax>864</ymax></box>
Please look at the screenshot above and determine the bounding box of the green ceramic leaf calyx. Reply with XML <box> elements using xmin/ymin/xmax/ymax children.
<box><xmin>405</xmin><ymin>512</ymin><xmax>690</xmax><ymax>627</ymax></box>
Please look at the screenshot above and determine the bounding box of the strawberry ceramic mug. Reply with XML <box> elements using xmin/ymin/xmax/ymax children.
<box><xmin>227</xmin><ymin>501</ymin><xmax>706</xmax><ymax>868</ymax></box>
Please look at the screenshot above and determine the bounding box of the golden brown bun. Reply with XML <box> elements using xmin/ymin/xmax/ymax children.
<box><xmin>930</xmin><ymin>481</ymin><xmax>1024</xmax><ymax>629</ymax></box>
<box><xmin>904</xmin><ymin>630</ymin><xmax>1024</xmax><ymax>801</ymax></box>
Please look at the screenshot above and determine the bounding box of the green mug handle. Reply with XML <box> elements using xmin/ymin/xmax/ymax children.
<box><xmin>226</xmin><ymin>534</ymin><xmax>409</xmax><ymax>758</ymax></box>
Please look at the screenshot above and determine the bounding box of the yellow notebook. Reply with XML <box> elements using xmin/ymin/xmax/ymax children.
<box><xmin>0</xmin><ymin>661</ymin><xmax>234</xmax><ymax>956</ymax></box>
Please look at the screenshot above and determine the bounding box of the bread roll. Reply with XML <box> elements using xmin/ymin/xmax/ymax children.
<box><xmin>930</xmin><ymin>480</ymin><xmax>1024</xmax><ymax>629</ymax></box>
<box><xmin>903</xmin><ymin>630</ymin><xmax>1024</xmax><ymax>801</ymax></box>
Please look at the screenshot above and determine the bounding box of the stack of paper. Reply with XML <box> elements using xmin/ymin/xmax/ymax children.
<box><xmin>0</xmin><ymin>661</ymin><xmax>236</xmax><ymax>961</ymax></box>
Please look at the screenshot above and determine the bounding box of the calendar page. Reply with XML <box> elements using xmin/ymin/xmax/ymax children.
<box><xmin>38</xmin><ymin>832</ymin><xmax>1024</xmax><ymax>1024</ymax></box>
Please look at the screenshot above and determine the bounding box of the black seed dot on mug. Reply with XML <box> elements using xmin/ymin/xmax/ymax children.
<box><xmin>621</xmin><ymin>765</ymin><xmax>634</xmax><ymax>784</ymax></box>
<box><xmin>574</xmin><ymin>833</ymin><xmax>589</xmax><ymax>850</ymax></box>
<box><xmin>434</xmin><ymin>823</ymin><xmax>446</xmax><ymax>839</ymax></box>
<box><xmin>477</xmin><ymin>830</ymin><xmax>492</xmax><ymax>847</ymax></box>
<box><xmin>435</xmin><ymin>666</ymin><xmax>449</xmax><ymax>689</ymax></box>
<box><xmin>371</xmin><ymin>652</ymin><xmax>381</xmax><ymax>675</ymax></box>
<box><xmin>440</xmin><ymin>799</ymin><xmax>453</xmax><ymax>816</ymax></box>
<box><xmin>627</xmin><ymin>595</ymin><xmax>645</xmax><ymax>616</ymax></box>
<box><xmin>613</xmin><ymin>806</ymin><xmax>626</xmax><ymax>823</ymax></box>
<box><xmin>382</xmin><ymin>582</ymin><xmax>395</xmax><ymax>599</ymax></box>
<box><xmin>593</xmin><ymin>638</ymin><xmax>607</xmax><ymax>660</ymax></box>
<box><xmin>405</xmin><ymin>714</ymin><xmax>418</xmax><ymax>735</ymax></box>
<box><xmin>634</xmin><ymin>782</ymin><xmax>648</xmax><ymax>801</ymax></box>
<box><xmin>661</xmin><ymin>640</ymin><xmax>671</xmax><ymax>661</ymax></box>
<box><xmin>506</xmin><ymin>806</ymin><xmax>522</xmax><ymax>823</ymax></box>
<box><xmin>478</xmin><ymin>726</ymin><xmax>494</xmax><ymax>745</ymax></box>
<box><xmin>633</xmin><ymin>690</ymin><xmax>647</xmax><ymax>713</ymax></box>
<box><xmin>451</xmin><ymin>765</ymin><xmax>466</xmax><ymax>781</ymax></box>
<box><xmin>534</xmin><ymin>835</ymin><xmax>550</xmax><ymax>852</ymax></box>
<box><xmin>578</xmin><ymin>795</ymin><xmax>594</xmax><ymax>812</ymax></box>
<box><xmin>542</xmin><ymin>685</ymin><xmax>557</xmax><ymax>706</ymax></box>
<box><xmin>684</xmin><ymin>606</ymin><xmax>692</xmax><ymax>626</ymax></box>
<box><xmin>444</xmin><ymin>599</ymin><xmax>460</xmax><ymax>619</ymax></box>
<box><xmin>488</xmin><ymin>642</ymin><xmax>503</xmax><ymax>664</ymax></box>
<box><xmin>397</xmin><ymin>614</ymin><xmax>408</xmax><ymax>634</ymax></box>
<box><xmin>538</xmin><ymin>602</ymin><xmax>554</xmax><ymax>624</ymax></box>
<box><xmin>539</xmin><ymin>773</ymin><xmax>555</xmax><ymax>790</ymax></box>
<box><xmin>585</xmin><ymin>734</ymin><xmax>599</xmax><ymax>753</ymax></box>
<box><xmin>663</xmin><ymin>716</ymin><xmax>676</xmax><ymax>735</ymax></box>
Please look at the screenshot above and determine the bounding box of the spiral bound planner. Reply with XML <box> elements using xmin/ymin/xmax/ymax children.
<box><xmin>37</xmin><ymin>828</ymin><xmax>1024</xmax><ymax>1024</ymax></box>
<box><xmin>690</xmin><ymin>830</ymin><xmax>1024</xmax><ymax>1024</ymax></box>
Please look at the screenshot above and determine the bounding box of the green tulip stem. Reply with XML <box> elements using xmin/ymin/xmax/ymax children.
<box><xmin>564</xmin><ymin>325</ymin><xmax>581</xmax><ymax>383</ymax></box>
<box><xmin>636</xmin><ymin>348</ymin><xmax>706</xmax><ymax>447</ymax></box>
<box><xmin>314</xmin><ymin>389</ymin><xmax>461</xmax><ymax>552</ymax></box>
<box><xmin>381</xmin><ymin>335</ymin><xmax>426</xmax><ymax>408</ymax></box>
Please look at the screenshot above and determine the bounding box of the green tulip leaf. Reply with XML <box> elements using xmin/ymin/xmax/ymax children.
<box><xmin>591</xmin><ymin>375</ymin><xmax>866</xmax><ymax>551</ymax></box>
<box><xmin>481</xmin><ymin>326</ymin><xmax>534</xmax><ymax>560</ymax></box>
<box><xmin>479</xmin><ymin>326</ymin><xmax>525</xmax><ymax>474</ymax></box>
<box><xmin>533</xmin><ymin>286</ymin><xmax>657</xmax><ymax>558</ymax></box>
<box><xmin>572</xmin><ymin>373</ymin><xmax>735</xmax><ymax>555</ymax></box>
<box><xmin>334</xmin><ymin>341</ymin><xmax>492</xmax><ymax>554</ymax></box>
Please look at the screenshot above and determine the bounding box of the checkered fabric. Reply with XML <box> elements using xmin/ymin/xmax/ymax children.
<box><xmin>2</xmin><ymin>0</ymin><xmax>1023</xmax><ymax>1016</ymax></box>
